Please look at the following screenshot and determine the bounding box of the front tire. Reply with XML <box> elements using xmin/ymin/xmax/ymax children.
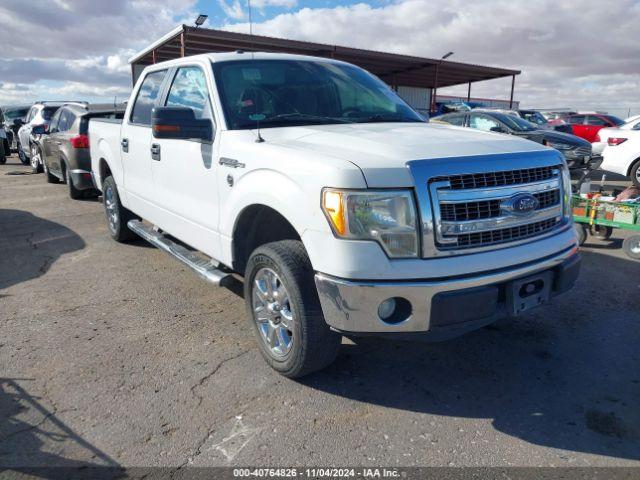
<box><xmin>30</xmin><ymin>144</ymin><xmax>43</xmax><ymax>173</ymax></box>
<box><xmin>622</xmin><ymin>235</ymin><xmax>640</xmax><ymax>260</ymax></box>
<box><xmin>17</xmin><ymin>142</ymin><xmax>28</xmax><ymax>165</ymax></box>
<box><xmin>244</xmin><ymin>240</ymin><xmax>341</xmax><ymax>378</ymax></box>
<box><xmin>102</xmin><ymin>176</ymin><xmax>138</xmax><ymax>242</ymax></box>
<box><xmin>630</xmin><ymin>160</ymin><xmax>640</xmax><ymax>188</ymax></box>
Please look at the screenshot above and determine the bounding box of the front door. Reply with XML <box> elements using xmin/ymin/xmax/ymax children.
<box><xmin>120</xmin><ymin>69</ymin><xmax>167</xmax><ymax>216</ymax></box>
<box><xmin>150</xmin><ymin>65</ymin><xmax>221</xmax><ymax>259</ymax></box>
<box><xmin>41</xmin><ymin>109</ymin><xmax>62</xmax><ymax>169</ymax></box>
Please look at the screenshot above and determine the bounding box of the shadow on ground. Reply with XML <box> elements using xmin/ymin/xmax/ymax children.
<box><xmin>0</xmin><ymin>379</ymin><xmax>121</xmax><ymax>479</ymax></box>
<box><xmin>0</xmin><ymin>209</ymin><xmax>85</xmax><ymax>290</ymax></box>
<box><xmin>301</xmin><ymin>249</ymin><xmax>640</xmax><ymax>462</ymax></box>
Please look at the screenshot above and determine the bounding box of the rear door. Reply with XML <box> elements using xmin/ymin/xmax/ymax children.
<box><xmin>41</xmin><ymin>109</ymin><xmax>62</xmax><ymax>168</ymax></box>
<box><xmin>566</xmin><ymin>115</ymin><xmax>587</xmax><ymax>140</ymax></box>
<box><xmin>150</xmin><ymin>64</ymin><xmax>221</xmax><ymax>257</ymax></box>
<box><xmin>120</xmin><ymin>69</ymin><xmax>168</xmax><ymax>216</ymax></box>
<box><xmin>583</xmin><ymin>115</ymin><xmax>608</xmax><ymax>142</ymax></box>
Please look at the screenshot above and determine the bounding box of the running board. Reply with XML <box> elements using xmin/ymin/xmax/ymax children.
<box><xmin>127</xmin><ymin>220</ymin><xmax>232</xmax><ymax>287</ymax></box>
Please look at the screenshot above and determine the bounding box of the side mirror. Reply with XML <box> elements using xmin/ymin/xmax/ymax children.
<box><xmin>13</xmin><ymin>118</ymin><xmax>24</xmax><ymax>128</ymax></box>
<box><xmin>152</xmin><ymin>107</ymin><xmax>212</xmax><ymax>141</ymax></box>
<box><xmin>31</xmin><ymin>124</ymin><xmax>47</xmax><ymax>135</ymax></box>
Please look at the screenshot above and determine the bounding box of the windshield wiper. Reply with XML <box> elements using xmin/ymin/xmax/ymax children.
<box><xmin>354</xmin><ymin>114</ymin><xmax>423</xmax><ymax>123</ymax></box>
<box><xmin>269</xmin><ymin>113</ymin><xmax>353</xmax><ymax>124</ymax></box>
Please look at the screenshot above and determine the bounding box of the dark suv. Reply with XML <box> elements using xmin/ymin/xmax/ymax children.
<box><xmin>433</xmin><ymin>110</ymin><xmax>601</xmax><ymax>175</ymax></box>
<box><xmin>32</xmin><ymin>103</ymin><xmax>125</xmax><ymax>199</ymax></box>
<box><xmin>1</xmin><ymin>105</ymin><xmax>30</xmax><ymax>154</ymax></box>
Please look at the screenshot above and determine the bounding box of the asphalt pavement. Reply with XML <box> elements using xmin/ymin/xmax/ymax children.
<box><xmin>1</xmin><ymin>154</ymin><xmax>639</xmax><ymax>472</ymax></box>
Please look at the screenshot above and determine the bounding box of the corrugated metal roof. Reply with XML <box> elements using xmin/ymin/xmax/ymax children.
<box><xmin>129</xmin><ymin>25</ymin><xmax>520</xmax><ymax>89</ymax></box>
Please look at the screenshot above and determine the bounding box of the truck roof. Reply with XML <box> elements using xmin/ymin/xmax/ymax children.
<box><xmin>143</xmin><ymin>51</ymin><xmax>351</xmax><ymax>71</ymax></box>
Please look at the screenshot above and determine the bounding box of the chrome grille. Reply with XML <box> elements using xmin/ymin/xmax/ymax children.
<box><xmin>428</xmin><ymin>164</ymin><xmax>566</xmax><ymax>255</ymax></box>
<box><xmin>433</xmin><ymin>166</ymin><xmax>556</xmax><ymax>190</ymax></box>
<box><xmin>440</xmin><ymin>189</ymin><xmax>560</xmax><ymax>222</ymax></box>
<box><xmin>447</xmin><ymin>218</ymin><xmax>561</xmax><ymax>250</ymax></box>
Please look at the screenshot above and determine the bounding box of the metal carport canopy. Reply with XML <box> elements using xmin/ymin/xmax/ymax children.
<box><xmin>129</xmin><ymin>25</ymin><xmax>520</xmax><ymax>91</ymax></box>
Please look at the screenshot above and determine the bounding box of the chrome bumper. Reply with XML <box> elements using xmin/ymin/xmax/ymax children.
<box><xmin>315</xmin><ymin>245</ymin><xmax>579</xmax><ymax>336</ymax></box>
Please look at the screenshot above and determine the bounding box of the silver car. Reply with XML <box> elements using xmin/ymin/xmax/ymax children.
<box><xmin>17</xmin><ymin>102</ymin><xmax>71</xmax><ymax>166</ymax></box>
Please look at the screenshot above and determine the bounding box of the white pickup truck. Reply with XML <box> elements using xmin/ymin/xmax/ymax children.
<box><xmin>90</xmin><ymin>52</ymin><xmax>580</xmax><ymax>377</ymax></box>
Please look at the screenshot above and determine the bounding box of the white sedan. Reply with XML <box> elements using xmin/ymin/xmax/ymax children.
<box><xmin>592</xmin><ymin>115</ymin><xmax>640</xmax><ymax>154</ymax></box>
<box><xmin>596</xmin><ymin>125</ymin><xmax>640</xmax><ymax>186</ymax></box>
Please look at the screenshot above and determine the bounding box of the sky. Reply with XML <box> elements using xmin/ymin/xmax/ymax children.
<box><xmin>1</xmin><ymin>0</ymin><xmax>639</xmax><ymax>117</ymax></box>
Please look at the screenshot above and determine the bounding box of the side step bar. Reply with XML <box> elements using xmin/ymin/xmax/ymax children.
<box><xmin>127</xmin><ymin>220</ymin><xmax>232</xmax><ymax>287</ymax></box>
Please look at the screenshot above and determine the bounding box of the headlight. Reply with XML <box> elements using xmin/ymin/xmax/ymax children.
<box><xmin>322</xmin><ymin>189</ymin><xmax>419</xmax><ymax>258</ymax></box>
<box><xmin>547</xmin><ymin>141</ymin><xmax>572</xmax><ymax>151</ymax></box>
<box><xmin>561</xmin><ymin>165</ymin><xmax>572</xmax><ymax>219</ymax></box>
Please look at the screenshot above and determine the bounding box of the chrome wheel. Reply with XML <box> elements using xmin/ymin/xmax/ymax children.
<box><xmin>635</xmin><ymin>168</ymin><xmax>640</xmax><ymax>184</ymax></box>
<box><xmin>104</xmin><ymin>184</ymin><xmax>119</xmax><ymax>234</ymax></box>
<box><xmin>252</xmin><ymin>267</ymin><xmax>294</xmax><ymax>358</ymax></box>
<box><xmin>30</xmin><ymin>145</ymin><xmax>41</xmax><ymax>170</ymax></box>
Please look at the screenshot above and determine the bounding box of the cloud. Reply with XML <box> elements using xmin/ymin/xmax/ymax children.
<box><xmin>0</xmin><ymin>0</ymin><xmax>638</xmax><ymax>116</ymax></box>
<box><xmin>222</xmin><ymin>0</ymin><xmax>640</xmax><ymax>115</ymax></box>
<box><xmin>218</xmin><ymin>0</ymin><xmax>248</xmax><ymax>20</ymax></box>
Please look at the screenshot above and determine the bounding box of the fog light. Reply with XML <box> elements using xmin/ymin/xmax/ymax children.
<box><xmin>378</xmin><ymin>298</ymin><xmax>397</xmax><ymax>321</ymax></box>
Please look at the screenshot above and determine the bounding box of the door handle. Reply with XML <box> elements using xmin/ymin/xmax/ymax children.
<box><xmin>55</xmin><ymin>141</ymin><xmax>62</xmax><ymax>145</ymax></box>
<box><xmin>219</xmin><ymin>157</ymin><xmax>245</xmax><ymax>168</ymax></box>
<box><xmin>121</xmin><ymin>138</ymin><xmax>129</xmax><ymax>153</ymax></box>
<box><xmin>151</xmin><ymin>143</ymin><xmax>161</xmax><ymax>161</ymax></box>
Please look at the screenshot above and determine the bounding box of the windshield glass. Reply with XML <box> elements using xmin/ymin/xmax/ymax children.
<box><xmin>603</xmin><ymin>115</ymin><xmax>625</xmax><ymax>126</ymax></box>
<box><xmin>493</xmin><ymin>113</ymin><xmax>537</xmax><ymax>132</ymax></box>
<box><xmin>4</xmin><ymin>108</ymin><xmax>29</xmax><ymax>121</ymax></box>
<box><xmin>212</xmin><ymin>59</ymin><xmax>424</xmax><ymax>130</ymax></box>
<box><xmin>520</xmin><ymin>111</ymin><xmax>548</xmax><ymax>125</ymax></box>
<box><xmin>42</xmin><ymin>107</ymin><xmax>60</xmax><ymax>121</ymax></box>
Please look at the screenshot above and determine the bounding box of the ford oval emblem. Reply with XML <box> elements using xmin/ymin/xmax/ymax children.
<box><xmin>503</xmin><ymin>193</ymin><xmax>539</xmax><ymax>216</ymax></box>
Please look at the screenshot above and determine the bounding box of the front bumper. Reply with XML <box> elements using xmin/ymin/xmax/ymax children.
<box><xmin>69</xmin><ymin>169</ymin><xmax>96</xmax><ymax>190</ymax></box>
<box><xmin>315</xmin><ymin>245</ymin><xmax>580</xmax><ymax>340</ymax></box>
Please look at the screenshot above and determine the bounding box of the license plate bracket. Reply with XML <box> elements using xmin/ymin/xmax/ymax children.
<box><xmin>506</xmin><ymin>271</ymin><xmax>553</xmax><ymax>317</ymax></box>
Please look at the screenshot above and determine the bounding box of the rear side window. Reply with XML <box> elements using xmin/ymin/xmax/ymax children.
<box><xmin>586</xmin><ymin>116</ymin><xmax>607</xmax><ymax>126</ymax></box>
<box><xmin>444</xmin><ymin>114</ymin><xmax>465</xmax><ymax>126</ymax></box>
<box><xmin>130</xmin><ymin>70</ymin><xmax>167</xmax><ymax>125</ymax></box>
<box><xmin>567</xmin><ymin>115</ymin><xmax>585</xmax><ymax>125</ymax></box>
<box><xmin>603</xmin><ymin>115</ymin><xmax>624</xmax><ymax>126</ymax></box>
<box><xmin>42</xmin><ymin>107</ymin><xmax>59</xmax><ymax>121</ymax></box>
<box><xmin>57</xmin><ymin>110</ymin><xmax>76</xmax><ymax>132</ymax></box>
<box><xmin>165</xmin><ymin>67</ymin><xmax>213</xmax><ymax>120</ymax></box>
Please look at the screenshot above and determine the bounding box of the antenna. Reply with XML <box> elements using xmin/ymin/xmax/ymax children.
<box><xmin>247</xmin><ymin>0</ymin><xmax>264</xmax><ymax>143</ymax></box>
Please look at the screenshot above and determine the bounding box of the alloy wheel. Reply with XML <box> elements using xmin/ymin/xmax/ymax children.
<box><xmin>104</xmin><ymin>184</ymin><xmax>119</xmax><ymax>234</ymax></box>
<box><xmin>252</xmin><ymin>267</ymin><xmax>294</xmax><ymax>358</ymax></box>
<box><xmin>30</xmin><ymin>145</ymin><xmax>40</xmax><ymax>170</ymax></box>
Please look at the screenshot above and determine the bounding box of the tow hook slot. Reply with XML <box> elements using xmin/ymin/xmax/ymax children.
<box><xmin>506</xmin><ymin>271</ymin><xmax>553</xmax><ymax>317</ymax></box>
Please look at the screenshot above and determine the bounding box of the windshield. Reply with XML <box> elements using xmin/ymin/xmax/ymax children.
<box><xmin>4</xmin><ymin>107</ymin><xmax>29</xmax><ymax>121</ymax></box>
<box><xmin>520</xmin><ymin>111</ymin><xmax>548</xmax><ymax>125</ymax></box>
<box><xmin>42</xmin><ymin>107</ymin><xmax>59</xmax><ymax>121</ymax></box>
<box><xmin>603</xmin><ymin>115</ymin><xmax>625</xmax><ymax>126</ymax></box>
<box><xmin>212</xmin><ymin>59</ymin><xmax>424</xmax><ymax>130</ymax></box>
<box><xmin>493</xmin><ymin>113</ymin><xmax>537</xmax><ymax>132</ymax></box>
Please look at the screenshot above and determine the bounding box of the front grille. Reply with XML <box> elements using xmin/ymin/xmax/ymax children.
<box><xmin>440</xmin><ymin>189</ymin><xmax>560</xmax><ymax>222</ymax></box>
<box><xmin>433</xmin><ymin>166</ymin><xmax>556</xmax><ymax>190</ymax></box>
<box><xmin>444</xmin><ymin>218</ymin><xmax>561</xmax><ymax>250</ymax></box>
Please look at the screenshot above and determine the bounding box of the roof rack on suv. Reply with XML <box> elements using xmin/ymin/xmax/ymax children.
<box><xmin>36</xmin><ymin>100</ymin><xmax>89</xmax><ymax>105</ymax></box>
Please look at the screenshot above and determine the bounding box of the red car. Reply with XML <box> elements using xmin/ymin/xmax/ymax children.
<box><xmin>564</xmin><ymin>113</ymin><xmax>625</xmax><ymax>142</ymax></box>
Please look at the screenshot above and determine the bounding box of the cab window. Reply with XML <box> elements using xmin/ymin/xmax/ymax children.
<box><xmin>165</xmin><ymin>67</ymin><xmax>213</xmax><ymax>122</ymax></box>
<box><xmin>130</xmin><ymin>70</ymin><xmax>167</xmax><ymax>125</ymax></box>
<box><xmin>470</xmin><ymin>114</ymin><xmax>501</xmax><ymax>132</ymax></box>
<box><xmin>49</xmin><ymin>110</ymin><xmax>62</xmax><ymax>133</ymax></box>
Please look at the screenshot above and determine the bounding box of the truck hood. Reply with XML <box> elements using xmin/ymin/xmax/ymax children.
<box><xmin>259</xmin><ymin>122</ymin><xmax>548</xmax><ymax>187</ymax></box>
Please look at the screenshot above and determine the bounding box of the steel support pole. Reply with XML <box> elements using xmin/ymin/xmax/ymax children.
<box><xmin>467</xmin><ymin>82</ymin><xmax>471</xmax><ymax>102</ymax></box>
<box><xmin>509</xmin><ymin>75</ymin><xmax>515</xmax><ymax>108</ymax></box>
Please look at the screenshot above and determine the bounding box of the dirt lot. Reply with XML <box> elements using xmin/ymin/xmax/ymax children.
<box><xmin>1</xmin><ymin>154</ymin><xmax>639</xmax><ymax>471</ymax></box>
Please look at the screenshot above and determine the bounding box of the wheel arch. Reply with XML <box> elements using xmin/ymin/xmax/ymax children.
<box><xmin>232</xmin><ymin>204</ymin><xmax>302</xmax><ymax>274</ymax></box>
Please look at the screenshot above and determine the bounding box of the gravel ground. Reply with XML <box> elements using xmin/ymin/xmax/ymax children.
<box><xmin>1</xmin><ymin>154</ymin><xmax>639</xmax><ymax>472</ymax></box>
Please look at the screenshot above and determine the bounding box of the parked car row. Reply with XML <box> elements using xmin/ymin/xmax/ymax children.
<box><xmin>1</xmin><ymin>101</ymin><xmax>125</xmax><ymax>197</ymax></box>
<box><xmin>431</xmin><ymin>110</ymin><xmax>600</xmax><ymax>177</ymax></box>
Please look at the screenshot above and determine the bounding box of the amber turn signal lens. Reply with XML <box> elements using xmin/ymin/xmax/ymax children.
<box><xmin>322</xmin><ymin>190</ymin><xmax>346</xmax><ymax>236</ymax></box>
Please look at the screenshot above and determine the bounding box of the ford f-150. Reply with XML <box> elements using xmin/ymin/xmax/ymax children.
<box><xmin>90</xmin><ymin>52</ymin><xmax>580</xmax><ymax>377</ymax></box>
